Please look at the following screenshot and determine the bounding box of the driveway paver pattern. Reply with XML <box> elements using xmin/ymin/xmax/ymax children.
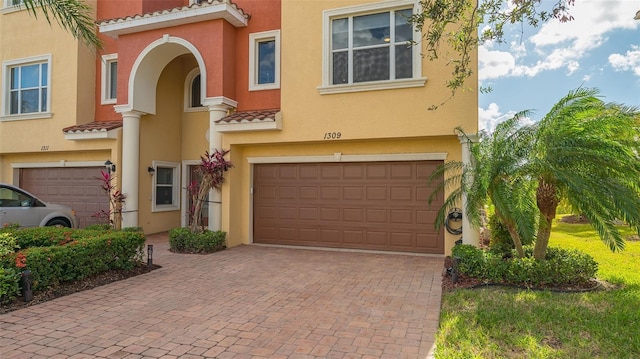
<box><xmin>1</xmin><ymin>233</ymin><xmax>444</xmax><ymax>359</ymax></box>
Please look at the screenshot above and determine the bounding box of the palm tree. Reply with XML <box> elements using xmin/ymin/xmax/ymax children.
<box><xmin>432</xmin><ymin>87</ymin><xmax>640</xmax><ymax>260</ymax></box>
<box><xmin>20</xmin><ymin>0</ymin><xmax>101</xmax><ymax>49</ymax></box>
<box><xmin>528</xmin><ymin>88</ymin><xmax>640</xmax><ymax>259</ymax></box>
<box><xmin>429</xmin><ymin>115</ymin><xmax>538</xmax><ymax>257</ymax></box>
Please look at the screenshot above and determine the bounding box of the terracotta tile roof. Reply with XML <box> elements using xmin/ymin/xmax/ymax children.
<box><xmin>217</xmin><ymin>109</ymin><xmax>281</xmax><ymax>124</ymax></box>
<box><xmin>97</xmin><ymin>0</ymin><xmax>248</xmax><ymax>27</ymax></box>
<box><xmin>62</xmin><ymin>121</ymin><xmax>123</xmax><ymax>134</ymax></box>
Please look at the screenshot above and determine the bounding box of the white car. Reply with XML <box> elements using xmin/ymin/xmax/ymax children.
<box><xmin>0</xmin><ymin>183</ymin><xmax>79</xmax><ymax>228</ymax></box>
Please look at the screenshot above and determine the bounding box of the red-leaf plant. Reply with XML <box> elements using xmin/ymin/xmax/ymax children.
<box><xmin>93</xmin><ymin>170</ymin><xmax>126</xmax><ymax>229</ymax></box>
<box><xmin>189</xmin><ymin>149</ymin><xmax>233</xmax><ymax>233</ymax></box>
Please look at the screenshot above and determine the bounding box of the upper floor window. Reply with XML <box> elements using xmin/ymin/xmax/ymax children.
<box><xmin>3</xmin><ymin>0</ymin><xmax>23</xmax><ymax>7</ymax></box>
<box><xmin>2</xmin><ymin>54</ymin><xmax>52</xmax><ymax>119</ymax></box>
<box><xmin>101</xmin><ymin>54</ymin><xmax>117</xmax><ymax>105</ymax></box>
<box><xmin>319</xmin><ymin>0</ymin><xmax>425</xmax><ymax>94</ymax></box>
<box><xmin>249</xmin><ymin>30</ymin><xmax>280</xmax><ymax>91</ymax></box>
<box><xmin>184</xmin><ymin>68</ymin><xmax>205</xmax><ymax>112</ymax></box>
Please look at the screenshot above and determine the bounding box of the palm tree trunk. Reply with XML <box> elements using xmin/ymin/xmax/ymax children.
<box><xmin>534</xmin><ymin>179</ymin><xmax>559</xmax><ymax>260</ymax></box>
<box><xmin>497</xmin><ymin>212</ymin><xmax>525</xmax><ymax>257</ymax></box>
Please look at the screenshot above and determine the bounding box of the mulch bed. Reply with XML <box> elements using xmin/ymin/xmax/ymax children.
<box><xmin>1</xmin><ymin>263</ymin><xmax>160</xmax><ymax>315</ymax></box>
<box><xmin>441</xmin><ymin>256</ymin><xmax>612</xmax><ymax>293</ymax></box>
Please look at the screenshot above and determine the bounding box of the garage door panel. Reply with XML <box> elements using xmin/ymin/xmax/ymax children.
<box><xmin>366</xmin><ymin>187</ymin><xmax>387</xmax><ymax>200</ymax></box>
<box><xmin>365</xmin><ymin>231</ymin><xmax>387</xmax><ymax>246</ymax></box>
<box><xmin>390</xmin><ymin>209</ymin><xmax>412</xmax><ymax>224</ymax></box>
<box><xmin>390</xmin><ymin>232</ymin><xmax>413</xmax><ymax>247</ymax></box>
<box><xmin>299</xmin><ymin>187</ymin><xmax>318</xmax><ymax>199</ymax></box>
<box><xmin>343</xmin><ymin>208</ymin><xmax>364</xmax><ymax>222</ymax></box>
<box><xmin>320</xmin><ymin>229</ymin><xmax>341</xmax><ymax>243</ymax></box>
<box><xmin>320</xmin><ymin>208</ymin><xmax>340</xmax><ymax>221</ymax></box>
<box><xmin>253</xmin><ymin>161</ymin><xmax>444</xmax><ymax>254</ymax></box>
<box><xmin>343</xmin><ymin>230</ymin><xmax>363</xmax><ymax>244</ymax></box>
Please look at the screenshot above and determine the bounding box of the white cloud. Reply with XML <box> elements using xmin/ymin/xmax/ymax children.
<box><xmin>479</xmin><ymin>103</ymin><xmax>536</xmax><ymax>133</ymax></box>
<box><xmin>478</xmin><ymin>46</ymin><xmax>515</xmax><ymax>80</ymax></box>
<box><xmin>609</xmin><ymin>45</ymin><xmax>640</xmax><ymax>77</ymax></box>
<box><xmin>480</xmin><ymin>0</ymin><xmax>640</xmax><ymax>80</ymax></box>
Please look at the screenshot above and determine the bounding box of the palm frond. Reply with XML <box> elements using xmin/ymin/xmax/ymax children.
<box><xmin>21</xmin><ymin>0</ymin><xmax>101</xmax><ymax>49</ymax></box>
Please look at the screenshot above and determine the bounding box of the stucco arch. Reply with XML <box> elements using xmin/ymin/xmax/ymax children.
<box><xmin>127</xmin><ymin>35</ymin><xmax>208</xmax><ymax>114</ymax></box>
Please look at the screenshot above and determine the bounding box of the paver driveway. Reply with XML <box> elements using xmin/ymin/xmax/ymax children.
<box><xmin>1</xmin><ymin>233</ymin><xmax>444</xmax><ymax>359</ymax></box>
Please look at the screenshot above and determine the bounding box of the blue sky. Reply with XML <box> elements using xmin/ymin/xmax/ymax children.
<box><xmin>478</xmin><ymin>0</ymin><xmax>640</xmax><ymax>132</ymax></box>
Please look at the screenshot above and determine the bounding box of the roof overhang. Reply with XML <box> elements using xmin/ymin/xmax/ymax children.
<box><xmin>99</xmin><ymin>0</ymin><xmax>248</xmax><ymax>39</ymax></box>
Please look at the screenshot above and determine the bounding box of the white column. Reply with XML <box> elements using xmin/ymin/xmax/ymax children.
<box><xmin>458</xmin><ymin>134</ymin><xmax>480</xmax><ymax>247</ymax></box>
<box><xmin>119</xmin><ymin>110</ymin><xmax>143</xmax><ymax>229</ymax></box>
<box><xmin>207</xmin><ymin>104</ymin><xmax>229</xmax><ymax>231</ymax></box>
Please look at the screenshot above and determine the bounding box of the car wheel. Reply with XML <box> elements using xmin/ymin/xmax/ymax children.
<box><xmin>46</xmin><ymin>218</ymin><xmax>71</xmax><ymax>228</ymax></box>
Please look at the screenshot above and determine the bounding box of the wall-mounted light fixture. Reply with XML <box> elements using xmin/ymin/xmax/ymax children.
<box><xmin>104</xmin><ymin>160</ymin><xmax>116</xmax><ymax>174</ymax></box>
<box><xmin>147</xmin><ymin>166</ymin><xmax>155</xmax><ymax>175</ymax></box>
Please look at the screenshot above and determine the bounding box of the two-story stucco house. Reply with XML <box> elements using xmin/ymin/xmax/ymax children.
<box><xmin>0</xmin><ymin>0</ymin><xmax>478</xmax><ymax>255</ymax></box>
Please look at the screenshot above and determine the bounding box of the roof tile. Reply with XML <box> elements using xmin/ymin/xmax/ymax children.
<box><xmin>62</xmin><ymin>121</ymin><xmax>123</xmax><ymax>134</ymax></box>
<box><xmin>217</xmin><ymin>109</ymin><xmax>281</xmax><ymax>124</ymax></box>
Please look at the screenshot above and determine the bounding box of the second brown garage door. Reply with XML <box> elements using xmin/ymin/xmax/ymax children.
<box><xmin>253</xmin><ymin>161</ymin><xmax>444</xmax><ymax>254</ymax></box>
<box><xmin>20</xmin><ymin>167</ymin><xmax>110</xmax><ymax>228</ymax></box>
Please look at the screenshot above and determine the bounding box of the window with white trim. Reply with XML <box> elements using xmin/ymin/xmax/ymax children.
<box><xmin>319</xmin><ymin>0</ymin><xmax>425</xmax><ymax>94</ymax></box>
<box><xmin>184</xmin><ymin>68</ymin><xmax>205</xmax><ymax>111</ymax></box>
<box><xmin>152</xmin><ymin>161</ymin><xmax>180</xmax><ymax>212</ymax></box>
<box><xmin>101</xmin><ymin>54</ymin><xmax>117</xmax><ymax>105</ymax></box>
<box><xmin>3</xmin><ymin>0</ymin><xmax>23</xmax><ymax>7</ymax></box>
<box><xmin>249</xmin><ymin>30</ymin><xmax>280</xmax><ymax>91</ymax></box>
<box><xmin>2</xmin><ymin>54</ymin><xmax>51</xmax><ymax>118</ymax></box>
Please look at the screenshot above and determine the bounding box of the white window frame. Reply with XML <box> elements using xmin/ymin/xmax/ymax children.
<box><xmin>184</xmin><ymin>68</ymin><xmax>206</xmax><ymax>112</ymax></box>
<box><xmin>249</xmin><ymin>30</ymin><xmax>280</xmax><ymax>91</ymax></box>
<box><xmin>1</xmin><ymin>54</ymin><xmax>52</xmax><ymax>121</ymax></box>
<box><xmin>101</xmin><ymin>54</ymin><xmax>118</xmax><ymax>105</ymax></box>
<box><xmin>151</xmin><ymin>161</ymin><xmax>180</xmax><ymax>212</ymax></box>
<box><xmin>2</xmin><ymin>0</ymin><xmax>24</xmax><ymax>14</ymax></box>
<box><xmin>318</xmin><ymin>0</ymin><xmax>425</xmax><ymax>95</ymax></box>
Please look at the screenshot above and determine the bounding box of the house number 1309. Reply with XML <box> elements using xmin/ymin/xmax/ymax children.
<box><xmin>323</xmin><ymin>132</ymin><xmax>341</xmax><ymax>140</ymax></box>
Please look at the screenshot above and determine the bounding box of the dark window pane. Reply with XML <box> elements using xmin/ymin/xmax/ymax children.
<box><xmin>395</xmin><ymin>44</ymin><xmax>412</xmax><ymax>79</ymax></box>
<box><xmin>10</xmin><ymin>68</ymin><xmax>18</xmax><ymax>90</ymax></box>
<box><xmin>109</xmin><ymin>62</ymin><xmax>117</xmax><ymax>99</ymax></box>
<box><xmin>353</xmin><ymin>47</ymin><xmax>389</xmax><ymax>82</ymax></box>
<box><xmin>21</xmin><ymin>89</ymin><xmax>39</xmax><ymax>113</ymax></box>
<box><xmin>257</xmin><ymin>40</ymin><xmax>276</xmax><ymax>84</ymax></box>
<box><xmin>332</xmin><ymin>51</ymin><xmax>348</xmax><ymax>84</ymax></box>
<box><xmin>10</xmin><ymin>92</ymin><xmax>19</xmax><ymax>115</ymax></box>
<box><xmin>155</xmin><ymin>187</ymin><xmax>173</xmax><ymax>205</ymax></box>
<box><xmin>41</xmin><ymin>88</ymin><xmax>48</xmax><ymax>112</ymax></box>
<box><xmin>332</xmin><ymin>18</ymin><xmax>348</xmax><ymax>50</ymax></box>
<box><xmin>157</xmin><ymin>167</ymin><xmax>173</xmax><ymax>185</ymax></box>
<box><xmin>353</xmin><ymin>13</ymin><xmax>389</xmax><ymax>47</ymax></box>
<box><xmin>191</xmin><ymin>74</ymin><xmax>202</xmax><ymax>107</ymax></box>
<box><xmin>395</xmin><ymin>9</ymin><xmax>412</xmax><ymax>42</ymax></box>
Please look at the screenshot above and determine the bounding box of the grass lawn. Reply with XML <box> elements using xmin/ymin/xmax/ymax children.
<box><xmin>434</xmin><ymin>220</ymin><xmax>640</xmax><ymax>359</ymax></box>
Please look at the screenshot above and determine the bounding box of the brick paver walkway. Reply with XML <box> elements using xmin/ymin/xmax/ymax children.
<box><xmin>1</xmin><ymin>233</ymin><xmax>444</xmax><ymax>359</ymax></box>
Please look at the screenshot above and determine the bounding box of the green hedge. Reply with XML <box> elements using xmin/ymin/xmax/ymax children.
<box><xmin>0</xmin><ymin>268</ymin><xmax>20</xmax><ymax>305</ymax></box>
<box><xmin>169</xmin><ymin>227</ymin><xmax>226</xmax><ymax>254</ymax></box>
<box><xmin>1</xmin><ymin>229</ymin><xmax>146</xmax><ymax>291</ymax></box>
<box><xmin>451</xmin><ymin>244</ymin><xmax>598</xmax><ymax>287</ymax></box>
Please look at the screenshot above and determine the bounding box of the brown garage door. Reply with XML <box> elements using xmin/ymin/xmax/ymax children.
<box><xmin>20</xmin><ymin>167</ymin><xmax>110</xmax><ymax>228</ymax></box>
<box><xmin>253</xmin><ymin>161</ymin><xmax>444</xmax><ymax>254</ymax></box>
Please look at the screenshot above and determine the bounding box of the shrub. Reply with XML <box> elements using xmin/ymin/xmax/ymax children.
<box><xmin>84</xmin><ymin>224</ymin><xmax>113</xmax><ymax>231</ymax></box>
<box><xmin>0</xmin><ymin>268</ymin><xmax>20</xmax><ymax>304</ymax></box>
<box><xmin>488</xmin><ymin>215</ymin><xmax>513</xmax><ymax>255</ymax></box>
<box><xmin>1</xmin><ymin>230</ymin><xmax>146</xmax><ymax>291</ymax></box>
<box><xmin>169</xmin><ymin>227</ymin><xmax>226</xmax><ymax>254</ymax></box>
<box><xmin>451</xmin><ymin>244</ymin><xmax>598</xmax><ymax>287</ymax></box>
<box><xmin>0</xmin><ymin>232</ymin><xmax>18</xmax><ymax>257</ymax></box>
